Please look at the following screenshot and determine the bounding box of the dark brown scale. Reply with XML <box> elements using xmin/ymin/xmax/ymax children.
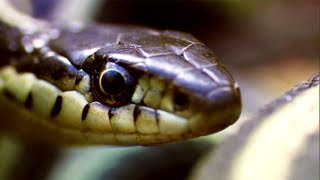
<box><xmin>13</xmin><ymin>53</ymin><xmax>79</xmax><ymax>91</ymax></box>
<box><xmin>133</xmin><ymin>105</ymin><xmax>141</xmax><ymax>123</ymax></box>
<box><xmin>81</xmin><ymin>104</ymin><xmax>90</xmax><ymax>121</ymax></box>
<box><xmin>50</xmin><ymin>96</ymin><xmax>62</xmax><ymax>118</ymax></box>
<box><xmin>24</xmin><ymin>92</ymin><xmax>33</xmax><ymax>109</ymax></box>
<box><xmin>108</xmin><ymin>108</ymin><xmax>115</xmax><ymax>119</ymax></box>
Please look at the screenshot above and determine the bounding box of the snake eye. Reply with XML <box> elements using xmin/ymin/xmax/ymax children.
<box><xmin>92</xmin><ymin>62</ymin><xmax>136</xmax><ymax>107</ymax></box>
<box><xmin>99</xmin><ymin>69</ymin><xmax>126</xmax><ymax>95</ymax></box>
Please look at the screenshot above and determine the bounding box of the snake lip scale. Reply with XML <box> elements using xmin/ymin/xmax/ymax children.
<box><xmin>0</xmin><ymin>9</ymin><xmax>241</xmax><ymax>145</ymax></box>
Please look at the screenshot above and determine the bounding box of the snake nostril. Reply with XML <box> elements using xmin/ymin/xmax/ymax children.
<box><xmin>173</xmin><ymin>90</ymin><xmax>189</xmax><ymax>111</ymax></box>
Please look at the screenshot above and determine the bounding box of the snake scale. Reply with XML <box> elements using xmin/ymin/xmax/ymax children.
<box><xmin>0</xmin><ymin>1</ymin><xmax>241</xmax><ymax>146</ymax></box>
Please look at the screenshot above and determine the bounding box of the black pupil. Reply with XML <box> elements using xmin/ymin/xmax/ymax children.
<box><xmin>101</xmin><ymin>70</ymin><xmax>126</xmax><ymax>95</ymax></box>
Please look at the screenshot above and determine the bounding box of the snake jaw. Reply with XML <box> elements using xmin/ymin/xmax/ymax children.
<box><xmin>189</xmin><ymin>84</ymin><xmax>241</xmax><ymax>135</ymax></box>
<box><xmin>125</xmin><ymin>63</ymin><xmax>241</xmax><ymax>137</ymax></box>
<box><xmin>0</xmin><ymin>64</ymin><xmax>240</xmax><ymax>145</ymax></box>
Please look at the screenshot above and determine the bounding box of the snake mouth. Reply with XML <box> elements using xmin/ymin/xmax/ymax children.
<box><xmin>0</xmin><ymin>59</ymin><xmax>241</xmax><ymax>145</ymax></box>
<box><xmin>1</xmin><ymin>66</ymin><xmax>239</xmax><ymax>145</ymax></box>
<box><xmin>128</xmin><ymin>71</ymin><xmax>241</xmax><ymax>134</ymax></box>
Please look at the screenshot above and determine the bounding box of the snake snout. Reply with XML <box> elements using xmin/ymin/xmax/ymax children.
<box><xmin>166</xmin><ymin>63</ymin><xmax>242</xmax><ymax>135</ymax></box>
<box><xmin>179</xmin><ymin>83</ymin><xmax>241</xmax><ymax>135</ymax></box>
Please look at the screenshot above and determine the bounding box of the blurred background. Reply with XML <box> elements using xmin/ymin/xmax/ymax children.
<box><xmin>4</xmin><ymin>0</ymin><xmax>319</xmax><ymax>179</ymax></box>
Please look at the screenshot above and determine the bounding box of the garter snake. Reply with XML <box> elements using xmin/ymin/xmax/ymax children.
<box><xmin>0</xmin><ymin>1</ymin><xmax>241</xmax><ymax>146</ymax></box>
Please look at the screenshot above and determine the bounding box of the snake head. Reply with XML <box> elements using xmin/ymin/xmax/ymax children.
<box><xmin>1</xmin><ymin>24</ymin><xmax>241</xmax><ymax>145</ymax></box>
<box><xmin>78</xmin><ymin>27</ymin><xmax>241</xmax><ymax>142</ymax></box>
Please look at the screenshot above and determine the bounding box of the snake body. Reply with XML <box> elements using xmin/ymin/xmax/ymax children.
<box><xmin>0</xmin><ymin>4</ymin><xmax>241</xmax><ymax>146</ymax></box>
